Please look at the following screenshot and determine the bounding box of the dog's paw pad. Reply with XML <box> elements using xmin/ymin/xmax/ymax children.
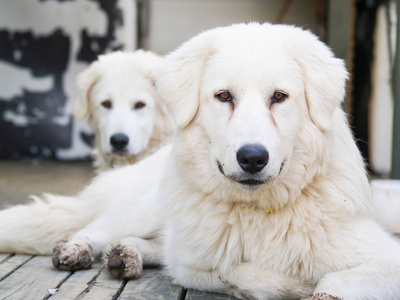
<box><xmin>108</xmin><ymin>255</ymin><xmax>125</xmax><ymax>269</ymax></box>
<box><xmin>52</xmin><ymin>241</ymin><xmax>93</xmax><ymax>271</ymax></box>
<box><xmin>105</xmin><ymin>244</ymin><xmax>143</xmax><ymax>279</ymax></box>
<box><xmin>301</xmin><ymin>293</ymin><xmax>343</xmax><ymax>300</ymax></box>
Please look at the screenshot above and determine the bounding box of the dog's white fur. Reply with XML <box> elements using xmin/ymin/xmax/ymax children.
<box><xmin>74</xmin><ymin>50</ymin><xmax>175</xmax><ymax>172</ymax></box>
<box><xmin>1</xmin><ymin>23</ymin><xmax>400</xmax><ymax>299</ymax></box>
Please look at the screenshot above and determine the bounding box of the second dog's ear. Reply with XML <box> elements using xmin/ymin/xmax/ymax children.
<box><xmin>74</xmin><ymin>65</ymin><xmax>99</xmax><ymax>119</ymax></box>
<box><xmin>156</xmin><ymin>31</ymin><xmax>216</xmax><ymax>128</ymax></box>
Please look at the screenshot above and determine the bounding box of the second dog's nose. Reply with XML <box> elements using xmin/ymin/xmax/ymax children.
<box><xmin>236</xmin><ymin>144</ymin><xmax>269</xmax><ymax>174</ymax></box>
<box><xmin>110</xmin><ymin>133</ymin><xmax>129</xmax><ymax>151</ymax></box>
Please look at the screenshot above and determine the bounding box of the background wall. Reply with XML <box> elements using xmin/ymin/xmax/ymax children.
<box><xmin>142</xmin><ymin>0</ymin><xmax>319</xmax><ymax>54</ymax></box>
<box><xmin>0</xmin><ymin>0</ymin><xmax>340</xmax><ymax>161</ymax></box>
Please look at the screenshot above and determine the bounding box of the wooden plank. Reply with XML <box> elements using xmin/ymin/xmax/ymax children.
<box><xmin>0</xmin><ymin>253</ymin><xmax>11</xmax><ymax>264</ymax></box>
<box><xmin>0</xmin><ymin>256</ymin><xmax>71</xmax><ymax>300</ymax></box>
<box><xmin>186</xmin><ymin>289</ymin><xmax>239</xmax><ymax>300</ymax></box>
<box><xmin>118</xmin><ymin>268</ymin><xmax>183</xmax><ymax>300</ymax></box>
<box><xmin>49</xmin><ymin>264</ymin><xmax>103</xmax><ymax>300</ymax></box>
<box><xmin>79</xmin><ymin>264</ymin><xmax>125</xmax><ymax>300</ymax></box>
<box><xmin>0</xmin><ymin>254</ymin><xmax>33</xmax><ymax>281</ymax></box>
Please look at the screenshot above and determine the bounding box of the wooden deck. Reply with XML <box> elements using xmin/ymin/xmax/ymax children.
<box><xmin>0</xmin><ymin>253</ymin><xmax>238</xmax><ymax>300</ymax></box>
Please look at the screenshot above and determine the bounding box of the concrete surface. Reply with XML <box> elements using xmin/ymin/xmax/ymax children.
<box><xmin>0</xmin><ymin>160</ymin><xmax>93</xmax><ymax>209</ymax></box>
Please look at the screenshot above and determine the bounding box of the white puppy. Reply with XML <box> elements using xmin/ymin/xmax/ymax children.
<box><xmin>74</xmin><ymin>50</ymin><xmax>175</xmax><ymax>172</ymax></box>
<box><xmin>1</xmin><ymin>23</ymin><xmax>400</xmax><ymax>300</ymax></box>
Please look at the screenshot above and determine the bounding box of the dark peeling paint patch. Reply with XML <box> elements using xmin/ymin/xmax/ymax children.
<box><xmin>77</xmin><ymin>0</ymin><xmax>124</xmax><ymax>62</ymax></box>
<box><xmin>0</xmin><ymin>29</ymin><xmax>70</xmax><ymax>75</ymax></box>
<box><xmin>0</xmin><ymin>29</ymin><xmax>71</xmax><ymax>159</ymax></box>
<box><xmin>0</xmin><ymin>121</ymin><xmax>72</xmax><ymax>159</ymax></box>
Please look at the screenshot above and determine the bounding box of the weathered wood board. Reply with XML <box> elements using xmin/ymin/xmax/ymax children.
<box><xmin>0</xmin><ymin>254</ymin><xmax>237</xmax><ymax>299</ymax></box>
<box><xmin>48</xmin><ymin>265</ymin><xmax>102</xmax><ymax>300</ymax></box>
<box><xmin>186</xmin><ymin>289</ymin><xmax>239</xmax><ymax>300</ymax></box>
<box><xmin>118</xmin><ymin>268</ymin><xmax>184</xmax><ymax>300</ymax></box>
<box><xmin>0</xmin><ymin>256</ymin><xmax>71</xmax><ymax>300</ymax></box>
<box><xmin>0</xmin><ymin>254</ymin><xmax>33</xmax><ymax>281</ymax></box>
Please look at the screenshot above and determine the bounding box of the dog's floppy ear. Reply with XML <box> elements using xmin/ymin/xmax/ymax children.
<box><xmin>291</xmin><ymin>28</ymin><xmax>348</xmax><ymax>132</ymax></box>
<box><xmin>156</xmin><ymin>32</ymin><xmax>216</xmax><ymax>128</ymax></box>
<box><xmin>73</xmin><ymin>64</ymin><xmax>99</xmax><ymax>119</ymax></box>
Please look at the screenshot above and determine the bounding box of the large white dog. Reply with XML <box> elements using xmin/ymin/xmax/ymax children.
<box><xmin>74</xmin><ymin>50</ymin><xmax>175</xmax><ymax>172</ymax></box>
<box><xmin>1</xmin><ymin>23</ymin><xmax>400</xmax><ymax>300</ymax></box>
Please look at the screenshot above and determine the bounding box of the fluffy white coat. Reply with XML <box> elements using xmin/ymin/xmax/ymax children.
<box><xmin>0</xmin><ymin>23</ymin><xmax>400</xmax><ymax>300</ymax></box>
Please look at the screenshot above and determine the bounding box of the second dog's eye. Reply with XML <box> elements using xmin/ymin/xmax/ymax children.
<box><xmin>101</xmin><ymin>100</ymin><xmax>112</xmax><ymax>109</ymax></box>
<box><xmin>134</xmin><ymin>101</ymin><xmax>146</xmax><ymax>110</ymax></box>
<box><xmin>215</xmin><ymin>91</ymin><xmax>232</xmax><ymax>102</ymax></box>
<box><xmin>272</xmin><ymin>91</ymin><xmax>287</xmax><ymax>103</ymax></box>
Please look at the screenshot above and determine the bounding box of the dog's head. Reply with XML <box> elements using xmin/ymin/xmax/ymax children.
<box><xmin>157</xmin><ymin>23</ymin><xmax>347</xmax><ymax>192</ymax></box>
<box><xmin>74</xmin><ymin>50</ymin><xmax>163</xmax><ymax>157</ymax></box>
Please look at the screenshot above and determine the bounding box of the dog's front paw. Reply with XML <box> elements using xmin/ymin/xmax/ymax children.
<box><xmin>105</xmin><ymin>243</ymin><xmax>143</xmax><ymax>279</ymax></box>
<box><xmin>301</xmin><ymin>293</ymin><xmax>343</xmax><ymax>300</ymax></box>
<box><xmin>52</xmin><ymin>240</ymin><xmax>93</xmax><ymax>271</ymax></box>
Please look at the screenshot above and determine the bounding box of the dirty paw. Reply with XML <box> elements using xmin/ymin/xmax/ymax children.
<box><xmin>52</xmin><ymin>240</ymin><xmax>93</xmax><ymax>271</ymax></box>
<box><xmin>301</xmin><ymin>293</ymin><xmax>343</xmax><ymax>300</ymax></box>
<box><xmin>105</xmin><ymin>243</ymin><xmax>143</xmax><ymax>279</ymax></box>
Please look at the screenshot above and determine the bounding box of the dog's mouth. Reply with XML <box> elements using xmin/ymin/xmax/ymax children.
<box><xmin>236</xmin><ymin>179</ymin><xmax>265</xmax><ymax>186</ymax></box>
<box><xmin>107</xmin><ymin>148</ymin><xmax>140</xmax><ymax>158</ymax></box>
<box><xmin>111</xmin><ymin>149</ymin><xmax>129</xmax><ymax>155</ymax></box>
<box><xmin>217</xmin><ymin>160</ymin><xmax>268</xmax><ymax>187</ymax></box>
<box><xmin>217</xmin><ymin>160</ymin><xmax>285</xmax><ymax>188</ymax></box>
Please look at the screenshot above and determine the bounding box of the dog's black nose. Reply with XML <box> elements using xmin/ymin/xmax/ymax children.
<box><xmin>236</xmin><ymin>144</ymin><xmax>269</xmax><ymax>174</ymax></box>
<box><xmin>110</xmin><ymin>133</ymin><xmax>129</xmax><ymax>151</ymax></box>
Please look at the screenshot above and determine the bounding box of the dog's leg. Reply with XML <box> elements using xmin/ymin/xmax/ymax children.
<box><xmin>104</xmin><ymin>237</ymin><xmax>162</xmax><ymax>279</ymax></box>
<box><xmin>51</xmin><ymin>215</ymin><xmax>115</xmax><ymax>271</ymax></box>
<box><xmin>309</xmin><ymin>260</ymin><xmax>400</xmax><ymax>300</ymax></box>
<box><xmin>169</xmin><ymin>266</ymin><xmax>229</xmax><ymax>295</ymax></box>
<box><xmin>306</xmin><ymin>219</ymin><xmax>400</xmax><ymax>300</ymax></box>
<box><xmin>219</xmin><ymin>263</ymin><xmax>315</xmax><ymax>299</ymax></box>
<box><xmin>219</xmin><ymin>238</ymin><xmax>400</xmax><ymax>299</ymax></box>
<box><xmin>168</xmin><ymin>264</ymin><xmax>304</xmax><ymax>299</ymax></box>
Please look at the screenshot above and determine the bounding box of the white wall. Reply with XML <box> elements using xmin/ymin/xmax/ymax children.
<box><xmin>145</xmin><ymin>0</ymin><xmax>317</xmax><ymax>54</ymax></box>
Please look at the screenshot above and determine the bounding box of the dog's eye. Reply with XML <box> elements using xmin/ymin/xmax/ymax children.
<box><xmin>215</xmin><ymin>91</ymin><xmax>232</xmax><ymax>102</ymax></box>
<box><xmin>272</xmin><ymin>91</ymin><xmax>287</xmax><ymax>103</ymax></box>
<box><xmin>101</xmin><ymin>100</ymin><xmax>112</xmax><ymax>109</ymax></box>
<box><xmin>134</xmin><ymin>101</ymin><xmax>146</xmax><ymax>110</ymax></box>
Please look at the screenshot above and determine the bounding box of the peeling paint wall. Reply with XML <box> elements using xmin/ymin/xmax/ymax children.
<box><xmin>0</xmin><ymin>0</ymin><xmax>136</xmax><ymax>160</ymax></box>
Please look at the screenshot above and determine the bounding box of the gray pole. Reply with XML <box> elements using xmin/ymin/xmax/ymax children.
<box><xmin>392</xmin><ymin>0</ymin><xmax>400</xmax><ymax>178</ymax></box>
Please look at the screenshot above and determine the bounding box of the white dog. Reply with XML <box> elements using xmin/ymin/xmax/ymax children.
<box><xmin>74</xmin><ymin>50</ymin><xmax>175</xmax><ymax>172</ymax></box>
<box><xmin>1</xmin><ymin>23</ymin><xmax>400</xmax><ymax>300</ymax></box>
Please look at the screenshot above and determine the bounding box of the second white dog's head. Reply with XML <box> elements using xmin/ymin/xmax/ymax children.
<box><xmin>74</xmin><ymin>51</ymin><xmax>163</xmax><ymax>157</ymax></box>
